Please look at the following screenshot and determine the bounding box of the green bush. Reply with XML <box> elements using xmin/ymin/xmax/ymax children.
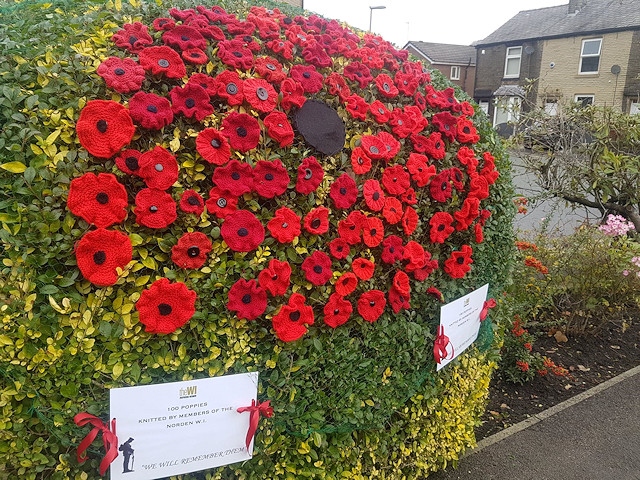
<box><xmin>0</xmin><ymin>0</ymin><xmax>516</xmax><ymax>478</ymax></box>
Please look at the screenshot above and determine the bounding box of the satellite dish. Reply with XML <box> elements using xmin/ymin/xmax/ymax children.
<box><xmin>524</xmin><ymin>46</ymin><xmax>535</xmax><ymax>55</ymax></box>
<box><xmin>611</xmin><ymin>64</ymin><xmax>621</xmax><ymax>75</ymax></box>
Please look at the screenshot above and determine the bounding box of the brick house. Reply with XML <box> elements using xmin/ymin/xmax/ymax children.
<box><xmin>277</xmin><ymin>0</ymin><xmax>303</xmax><ymax>8</ymax></box>
<box><xmin>474</xmin><ymin>0</ymin><xmax>640</xmax><ymax>131</ymax></box>
<box><xmin>404</xmin><ymin>41</ymin><xmax>476</xmax><ymax>96</ymax></box>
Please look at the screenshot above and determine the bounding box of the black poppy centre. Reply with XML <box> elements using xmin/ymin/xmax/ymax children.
<box><xmin>241</xmin><ymin>294</ymin><xmax>252</xmax><ymax>304</ymax></box>
<box><xmin>185</xmin><ymin>98</ymin><xmax>195</xmax><ymax>108</ymax></box>
<box><xmin>187</xmin><ymin>195</ymin><xmax>200</xmax><ymax>206</ymax></box>
<box><xmin>93</xmin><ymin>251</ymin><xmax>106</xmax><ymax>265</ymax></box>
<box><xmin>290</xmin><ymin>311</ymin><xmax>300</xmax><ymax>321</ymax></box>
<box><xmin>147</xmin><ymin>105</ymin><xmax>158</xmax><ymax>113</ymax></box>
<box><xmin>313</xmin><ymin>265</ymin><xmax>323</xmax><ymax>274</ymax></box>
<box><xmin>96</xmin><ymin>120</ymin><xmax>108</xmax><ymax>133</ymax></box>
<box><xmin>438</xmin><ymin>224</ymin><xmax>446</xmax><ymax>231</ymax></box>
<box><xmin>265</xmin><ymin>173</ymin><xmax>274</xmax><ymax>181</ymax></box>
<box><xmin>187</xmin><ymin>246</ymin><xmax>200</xmax><ymax>257</ymax></box>
<box><xmin>340</xmin><ymin>188</ymin><xmax>347</xmax><ymax>195</ymax></box>
<box><xmin>114</xmin><ymin>68</ymin><xmax>125</xmax><ymax>76</ymax></box>
<box><xmin>129</xmin><ymin>35</ymin><xmax>138</xmax><ymax>45</ymax></box>
<box><xmin>210</xmin><ymin>138</ymin><xmax>221</xmax><ymax>148</ymax></box>
<box><xmin>457</xmin><ymin>256</ymin><xmax>465</xmax><ymax>264</ymax></box>
<box><xmin>311</xmin><ymin>218</ymin><xmax>321</xmax><ymax>229</ymax></box>
<box><xmin>373</xmin><ymin>192</ymin><xmax>380</xmax><ymax>200</ymax></box>
<box><xmin>236</xmin><ymin>126</ymin><xmax>247</xmax><ymax>137</ymax></box>
<box><xmin>126</xmin><ymin>156</ymin><xmax>139</xmax><ymax>170</ymax></box>
<box><xmin>158</xmin><ymin>59</ymin><xmax>170</xmax><ymax>68</ymax></box>
<box><xmin>158</xmin><ymin>303</ymin><xmax>172</xmax><ymax>315</ymax></box>
<box><xmin>237</xmin><ymin>227</ymin><xmax>249</xmax><ymax>237</ymax></box>
<box><xmin>96</xmin><ymin>192</ymin><xmax>109</xmax><ymax>204</ymax></box>
<box><xmin>231</xmin><ymin>172</ymin><xmax>241</xmax><ymax>180</ymax></box>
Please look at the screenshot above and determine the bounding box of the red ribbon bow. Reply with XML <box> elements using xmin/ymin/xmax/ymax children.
<box><xmin>433</xmin><ymin>325</ymin><xmax>454</xmax><ymax>364</ymax></box>
<box><xmin>74</xmin><ymin>413</ymin><xmax>118</xmax><ymax>476</ymax></box>
<box><xmin>237</xmin><ymin>399</ymin><xmax>274</xmax><ymax>450</ymax></box>
<box><xmin>480</xmin><ymin>298</ymin><xmax>497</xmax><ymax>321</ymax></box>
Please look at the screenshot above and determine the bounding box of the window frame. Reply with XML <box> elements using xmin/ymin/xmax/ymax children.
<box><xmin>574</xmin><ymin>94</ymin><xmax>595</xmax><ymax>107</ymax></box>
<box><xmin>450</xmin><ymin>65</ymin><xmax>460</xmax><ymax>80</ymax></box>
<box><xmin>493</xmin><ymin>95</ymin><xmax>521</xmax><ymax>127</ymax></box>
<box><xmin>503</xmin><ymin>46</ymin><xmax>522</xmax><ymax>79</ymax></box>
<box><xmin>579</xmin><ymin>38</ymin><xmax>602</xmax><ymax>74</ymax></box>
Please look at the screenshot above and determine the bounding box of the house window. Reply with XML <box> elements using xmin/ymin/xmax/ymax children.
<box><xmin>631</xmin><ymin>103</ymin><xmax>640</xmax><ymax>115</ymax></box>
<box><xmin>478</xmin><ymin>101</ymin><xmax>489</xmax><ymax>115</ymax></box>
<box><xmin>579</xmin><ymin>39</ymin><xmax>601</xmax><ymax>74</ymax></box>
<box><xmin>575</xmin><ymin>95</ymin><xmax>594</xmax><ymax>107</ymax></box>
<box><xmin>544</xmin><ymin>101</ymin><xmax>558</xmax><ymax>116</ymax></box>
<box><xmin>504</xmin><ymin>46</ymin><xmax>522</xmax><ymax>78</ymax></box>
<box><xmin>493</xmin><ymin>96</ymin><xmax>521</xmax><ymax>127</ymax></box>
<box><xmin>450</xmin><ymin>66</ymin><xmax>460</xmax><ymax>80</ymax></box>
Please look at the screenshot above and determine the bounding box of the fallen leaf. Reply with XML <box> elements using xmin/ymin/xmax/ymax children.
<box><xmin>500</xmin><ymin>403</ymin><xmax>510</xmax><ymax>410</ymax></box>
<box><xmin>554</xmin><ymin>330</ymin><xmax>568</xmax><ymax>343</ymax></box>
<box><xmin>577</xmin><ymin>364</ymin><xmax>590</xmax><ymax>372</ymax></box>
<box><xmin>564</xmin><ymin>384</ymin><xmax>573</xmax><ymax>390</ymax></box>
<box><xmin>610</xmin><ymin>345</ymin><xmax>621</xmax><ymax>350</ymax></box>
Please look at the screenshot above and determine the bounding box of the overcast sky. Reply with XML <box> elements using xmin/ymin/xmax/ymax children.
<box><xmin>303</xmin><ymin>0</ymin><xmax>566</xmax><ymax>47</ymax></box>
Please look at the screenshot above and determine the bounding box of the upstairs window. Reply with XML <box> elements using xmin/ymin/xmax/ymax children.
<box><xmin>579</xmin><ymin>39</ymin><xmax>601</xmax><ymax>74</ymax></box>
<box><xmin>450</xmin><ymin>65</ymin><xmax>460</xmax><ymax>80</ymax></box>
<box><xmin>504</xmin><ymin>46</ymin><xmax>522</xmax><ymax>78</ymax></box>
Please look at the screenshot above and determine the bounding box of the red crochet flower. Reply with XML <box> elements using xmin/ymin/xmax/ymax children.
<box><xmin>97</xmin><ymin>57</ymin><xmax>145</xmax><ymax>93</ymax></box>
<box><xmin>388</xmin><ymin>286</ymin><xmax>410</xmax><ymax>314</ymax></box>
<box><xmin>362</xmin><ymin>216</ymin><xmax>384</xmax><ymax>248</ymax></box>
<box><xmin>263</xmin><ymin>111</ymin><xmax>294</xmax><ymax>147</ymax></box>
<box><xmin>382</xmin><ymin>165</ymin><xmax>410</xmax><ymax>195</ymax></box>
<box><xmin>326</xmin><ymin>72</ymin><xmax>351</xmax><ymax>101</ymax></box>
<box><xmin>352</xmin><ymin>257</ymin><xmax>375</xmax><ymax>280</ymax></box>
<box><xmin>403</xmin><ymin>241</ymin><xmax>427</xmax><ymax>272</ymax></box>
<box><xmin>171</xmin><ymin>232</ymin><xmax>212</xmax><ymax>269</ymax></box>
<box><xmin>454</xmin><ymin>197</ymin><xmax>480</xmax><ymax>232</ymax></box>
<box><xmin>67</xmin><ymin>173</ymin><xmax>128</xmax><ymax>227</ymax></box>
<box><xmin>427</xmin><ymin>286</ymin><xmax>445</xmax><ymax>302</ymax></box>
<box><xmin>134</xmin><ymin>188</ymin><xmax>177</xmax><ymax>229</ymax></box>
<box><xmin>423</xmin><ymin>132</ymin><xmax>447</xmax><ymax>160</ymax></box>
<box><xmin>369</xmin><ymin>100</ymin><xmax>391</xmax><ymax>123</ymax></box>
<box><xmin>75</xmin><ymin>228</ymin><xmax>132</xmax><ymax>286</ymax></box>
<box><xmin>344</xmin><ymin>62</ymin><xmax>372</xmax><ymax>89</ymax></box>
<box><xmin>162</xmin><ymin>25</ymin><xmax>207</xmax><ymax>50</ymax></box>
<box><xmin>394</xmin><ymin>71</ymin><xmax>418</xmax><ymax>96</ymax></box>
<box><xmin>363</xmin><ymin>179</ymin><xmax>385</xmax><ymax>212</ymax></box>
<box><xmin>139</xmin><ymin>146</ymin><xmax>179</xmax><ymax>191</ymax></box>
<box><xmin>196</xmin><ymin>128</ymin><xmax>231</xmax><ymax>165</ymax></box>
<box><xmin>258</xmin><ymin>259</ymin><xmax>291</xmax><ymax>296</ymax></box>
<box><xmin>401</xmin><ymin>188</ymin><xmax>417</xmax><ymax>205</ymax></box>
<box><xmin>268</xmin><ymin>207</ymin><xmax>301</xmax><ymax>243</ymax></box>
<box><xmin>279</xmin><ymin>78</ymin><xmax>306</xmax><ymax>110</ymax></box>
<box><xmin>323</xmin><ymin>293</ymin><xmax>353</xmax><ymax>328</ymax></box>
<box><xmin>338</xmin><ymin>212</ymin><xmax>363</xmax><ymax>245</ymax></box>
<box><xmin>432</xmin><ymin>111</ymin><xmax>458</xmax><ymax>142</ymax></box>
<box><xmin>254</xmin><ymin>56</ymin><xmax>287</xmax><ymax>83</ymax></box>
<box><xmin>382</xmin><ymin>197</ymin><xmax>403</xmax><ymax>224</ymax></box>
<box><xmin>272</xmin><ymin>293</ymin><xmax>314</xmax><ymax>342</ymax></box>
<box><xmin>182</xmin><ymin>48</ymin><xmax>208</xmax><ymax>65</ymax></box>
<box><xmin>345</xmin><ymin>94</ymin><xmax>368</xmax><ymax>121</ymax></box>
<box><xmin>468</xmin><ymin>175</ymin><xmax>490</xmax><ymax>201</ymax></box>
<box><xmin>303</xmin><ymin>206</ymin><xmax>329</xmax><ymax>235</ymax></box>
<box><xmin>217</xmin><ymin>39</ymin><xmax>254</xmax><ymax>70</ymax></box>
<box><xmin>152</xmin><ymin>17</ymin><xmax>175</xmax><ymax>31</ymax></box>
<box><xmin>335</xmin><ymin>272</ymin><xmax>358</xmax><ymax>296</ymax></box>
<box><xmin>128</xmin><ymin>91</ymin><xmax>174</xmax><ymax>130</ymax></box>
<box><xmin>330</xmin><ymin>173</ymin><xmax>358</xmax><ymax>209</ymax></box>
<box><xmin>430</xmin><ymin>170</ymin><xmax>453</xmax><ymax>203</ymax></box>
<box><xmin>457</xmin><ymin>117</ymin><xmax>479</xmax><ymax>144</ymax></box>
<box><xmin>375</xmin><ymin>73</ymin><xmax>399</xmax><ymax>98</ymax></box>
<box><xmin>221</xmin><ymin>112</ymin><xmax>261</xmax><ymax>152</ymax></box>
<box><xmin>243</xmin><ymin>78</ymin><xmax>277</xmax><ymax>113</ymax></box>
<box><xmin>179</xmin><ymin>190</ymin><xmax>205</xmax><ymax>215</ymax></box>
<box><xmin>115</xmin><ymin>149</ymin><xmax>143</xmax><ymax>176</ymax></box>
<box><xmin>357</xmin><ymin>290</ymin><xmax>386</xmax><ymax>323</ymax></box>
<box><xmin>213</xmin><ymin>70</ymin><xmax>244</xmax><ymax>106</ymax></box>
<box><xmin>429</xmin><ymin>212</ymin><xmax>455</xmax><ymax>244</ymax></box>
<box><xmin>76</xmin><ymin>100</ymin><xmax>135</xmax><ymax>158</ymax></box>
<box><xmin>205</xmin><ymin>187</ymin><xmax>238</xmax><ymax>219</ymax></box>
<box><xmin>295</xmin><ymin>156</ymin><xmax>324</xmax><ymax>194</ymax></box>
<box><xmin>381</xmin><ymin>235</ymin><xmax>404</xmax><ymax>264</ymax></box>
<box><xmin>112</xmin><ymin>22</ymin><xmax>153</xmax><ymax>52</ymax></box>
<box><xmin>212</xmin><ymin>159</ymin><xmax>254</xmax><ymax>196</ymax></box>
<box><xmin>444</xmin><ymin>245</ymin><xmax>474</xmax><ymax>279</ymax></box>
<box><xmin>227</xmin><ymin>278</ymin><xmax>268</xmax><ymax>320</ymax></box>
<box><xmin>136</xmin><ymin>278</ymin><xmax>197</xmax><ymax>334</ymax></box>
<box><xmin>360</xmin><ymin>135</ymin><xmax>386</xmax><ymax>160</ymax></box>
<box><xmin>351</xmin><ymin>147</ymin><xmax>372</xmax><ymax>175</ymax></box>
<box><xmin>170</xmin><ymin>83</ymin><xmax>213</xmax><ymax>121</ymax></box>
<box><xmin>253</xmin><ymin>159</ymin><xmax>290</xmax><ymax>198</ymax></box>
<box><xmin>402</xmin><ymin>207</ymin><xmax>419</xmax><ymax>235</ymax></box>
<box><xmin>266</xmin><ymin>39</ymin><xmax>294</xmax><ymax>60</ymax></box>
<box><xmin>392</xmin><ymin>270</ymin><xmax>411</xmax><ymax>296</ymax></box>
<box><xmin>289</xmin><ymin>65</ymin><xmax>323</xmax><ymax>93</ymax></box>
<box><xmin>138</xmin><ymin>46</ymin><xmax>186</xmax><ymax>79</ymax></box>
<box><xmin>221</xmin><ymin>209</ymin><xmax>265</xmax><ymax>252</ymax></box>
<box><xmin>377</xmin><ymin>131</ymin><xmax>401</xmax><ymax>161</ymax></box>
<box><xmin>475</xmin><ymin>223</ymin><xmax>484</xmax><ymax>243</ymax></box>
<box><xmin>406</xmin><ymin>153</ymin><xmax>436</xmax><ymax>187</ymax></box>
<box><xmin>188</xmin><ymin>73</ymin><xmax>217</xmax><ymax>97</ymax></box>
<box><xmin>329</xmin><ymin>238</ymin><xmax>350</xmax><ymax>260</ymax></box>
<box><xmin>301</xmin><ymin>251</ymin><xmax>333</xmax><ymax>285</ymax></box>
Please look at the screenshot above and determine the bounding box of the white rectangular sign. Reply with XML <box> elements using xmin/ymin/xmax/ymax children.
<box><xmin>109</xmin><ymin>372</ymin><xmax>258</xmax><ymax>480</ymax></box>
<box><xmin>436</xmin><ymin>284</ymin><xmax>489</xmax><ymax>371</ymax></box>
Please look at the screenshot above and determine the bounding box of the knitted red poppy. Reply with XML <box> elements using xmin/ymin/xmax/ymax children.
<box><xmin>475</xmin><ymin>223</ymin><xmax>484</xmax><ymax>243</ymax></box>
<box><xmin>432</xmin><ymin>111</ymin><xmax>458</xmax><ymax>142</ymax></box>
<box><xmin>468</xmin><ymin>175</ymin><xmax>490</xmax><ymax>201</ymax></box>
<box><xmin>271</xmin><ymin>293</ymin><xmax>314</xmax><ymax>342</ymax></box>
<box><xmin>112</xmin><ymin>22</ymin><xmax>153</xmax><ymax>52</ymax></box>
<box><xmin>128</xmin><ymin>91</ymin><xmax>174</xmax><ymax>130</ymax></box>
<box><xmin>138</xmin><ymin>46</ymin><xmax>186</xmax><ymax>79</ymax></box>
<box><xmin>258</xmin><ymin>259</ymin><xmax>291</xmax><ymax>297</ymax></box>
<box><xmin>401</xmin><ymin>188</ymin><xmax>417</xmax><ymax>205</ymax></box>
<box><xmin>406</xmin><ymin>153</ymin><xmax>436</xmax><ymax>187</ymax></box>
<box><xmin>481</xmin><ymin>152</ymin><xmax>500</xmax><ymax>185</ymax></box>
<box><xmin>402</xmin><ymin>207</ymin><xmax>419</xmax><ymax>236</ymax></box>
<box><xmin>403</xmin><ymin>241</ymin><xmax>427</xmax><ymax>271</ymax></box>
<box><xmin>212</xmin><ymin>159</ymin><xmax>254</xmax><ymax>196</ymax></box>
<box><xmin>377</xmin><ymin>132</ymin><xmax>401</xmax><ymax>161</ymax></box>
<box><xmin>345</xmin><ymin>94</ymin><xmax>369</xmax><ymax>121</ymax></box>
<box><xmin>394</xmin><ymin>71</ymin><xmax>418</xmax><ymax>96</ymax></box>
<box><xmin>212</xmin><ymin>70</ymin><xmax>244</xmax><ymax>106</ymax></box>
<box><xmin>323</xmin><ymin>293</ymin><xmax>352</xmax><ymax>328</ymax></box>
<box><xmin>375</xmin><ymin>73</ymin><xmax>399</xmax><ymax>98</ymax></box>
<box><xmin>429</xmin><ymin>170</ymin><xmax>453</xmax><ymax>203</ymax></box>
<box><xmin>344</xmin><ymin>62</ymin><xmax>372</xmax><ymax>89</ymax></box>
<box><xmin>171</xmin><ymin>232</ymin><xmax>212</xmax><ymax>269</ymax></box>
<box><xmin>188</xmin><ymin>73</ymin><xmax>217</xmax><ymax>97</ymax></box>
<box><xmin>289</xmin><ymin>65</ymin><xmax>323</xmax><ymax>93</ymax></box>
<box><xmin>450</xmin><ymin>167</ymin><xmax>465</xmax><ymax>191</ymax></box>
<box><xmin>369</xmin><ymin>100</ymin><xmax>391</xmax><ymax>123</ymax></box>
<box><xmin>301</xmin><ymin>251</ymin><xmax>333</xmax><ymax>285</ymax></box>
<box><xmin>335</xmin><ymin>272</ymin><xmax>358</xmax><ymax>297</ymax></box>
<box><xmin>227</xmin><ymin>278</ymin><xmax>268</xmax><ymax>320</ymax></box>
<box><xmin>254</xmin><ymin>56</ymin><xmax>287</xmax><ymax>83</ymax></box>
<box><xmin>221</xmin><ymin>209</ymin><xmax>265</xmax><ymax>252</ymax></box>
<box><xmin>337</xmin><ymin>213</ymin><xmax>363</xmax><ymax>245</ymax></box>
<box><xmin>75</xmin><ymin>228</ymin><xmax>132</xmax><ymax>287</ymax></box>
<box><xmin>357</xmin><ymin>290</ymin><xmax>386</xmax><ymax>323</ymax></box>
<box><xmin>352</xmin><ymin>257</ymin><xmax>375</xmax><ymax>281</ymax></box>
<box><xmin>263</xmin><ymin>111</ymin><xmax>294</xmax><ymax>147</ymax></box>
<box><xmin>266</xmin><ymin>38</ymin><xmax>294</xmax><ymax>59</ymax></box>
<box><xmin>97</xmin><ymin>57</ymin><xmax>145</xmax><ymax>93</ymax></box>
<box><xmin>170</xmin><ymin>83</ymin><xmax>213</xmax><ymax>121</ymax></box>
<box><xmin>67</xmin><ymin>172</ymin><xmax>128</xmax><ymax>228</ymax></box>
<box><xmin>279</xmin><ymin>78</ymin><xmax>306</xmax><ymax>110</ymax></box>
<box><xmin>217</xmin><ymin>39</ymin><xmax>254</xmax><ymax>70</ymax></box>
<box><xmin>382</xmin><ymin>165</ymin><xmax>410</xmax><ymax>195</ymax></box>
<box><xmin>243</xmin><ymin>78</ymin><xmax>277</xmax><ymax>113</ymax></box>
<box><xmin>362</xmin><ymin>179</ymin><xmax>385</xmax><ymax>212</ymax></box>
<box><xmin>389</xmin><ymin>110</ymin><xmax>413</xmax><ymax>139</ymax></box>
<box><xmin>330</xmin><ymin>173</ymin><xmax>358</xmax><ymax>209</ymax></box>
<box><xmin>76</xmin><ymin>100</ymin><xmax>135</xmax><ymax>159</ymax></box>
<box><xmin>362</xmin><ymin>216</ymin><xmax>384</xmax><ymax>247</ymax></box>
<box><xmin>360</xmin><ymin>135</ymin><xmax>386</xmax><ymax>161</ymax></box>
<box><xmin>454</xmin><ymin>197</ymin><xmax>480</xmax><ymax>232</ymax></box>
<box><xmin>115</xmin><ymin>149</ymin><xmax>143</xmax><ymax>176</ymax></box>
<box><xmin>253</xmin><ymin>160</ymin><xmax>289</xmax><ymax>199</ymax></box>
<box><xmin>196</xmin><ymin>128</ymin><xmax>231</xmax><ymax>166</ymax></box>
<box><xmin>221</xmin><ymin>112</ymin><xmax>261</xmax><ymax>152</ymax></box>
<box><xmin>412</xmin><ymin>253</ymin><xmax>439</xmax><ymax>281</ymax></box>
<box><xmin>388</xmin><ymin>285</ymin><xmax>410</xmax><ymax>314</ymax></box>
<box><xmin>382</xmin><ymin>197</ymin><xmax>403</xmax><ymax>224</ymax></box>
<box><xmin>182</xmin><ymin>48</ymin><xmax>208</xmax><ymax>65</ymax></box>
<box><xmin>303</xmin><ymin>206</ymin><xmax>329</xmax><ymax>235</ymax></box>
<box><xmin>152</xmin><ymin>17</ymin><xmax>175</xmax><ymax>31</ymax></box>
<box><xmin>162</xmin><ymin>25</ymin><xmax>207</xmax><ymax>51</ymax></box>
<box><xmin>179</xmin><ymin>190</ymin><xmax>205</xmax><ymax>215</ymax></box>
<box><xmin>457</xmin><ymin>117</ymin><xmax>479</xmax><ymax>144</ymax></box>
<box><xmin>351</xmin><ymin>147</ymin><xmax>372</xmax><ymax>175</ymax></box>
<box><xmin>268</xmin><ymin>207</ymin><xmax>301</xmax><ymax>243</ymax></box>
<box><xmin>136</xmin><ymin>278</ymin><xmax>197</xmax><ymax>334</ymax></box>
<box><xmin>427</xmin><ymin>286</ymin><xmax>445</xmax><ymax>302</ymax></box>
<box><xmin>134</xmin><ymin>188</ymin><xmax>177</xmax><ymax>229</ymax></box>
<box><xmin>392</xmin><ymin>270</ymin><xmax>411</xmax><ymax>296</ymax></box>
<box><xmin>138</xmin><ymin>146</ymin><xmax>179</xmax><ymax>191</ymax></box>
<box><xmin>329</xmin><ymin>237</ymin><xmax>350</xmax><ymax>260</ymax></box>
<box><xmin>326</xmin><ymin>73</ymin><xmax>351</xmax><ymax>101</ymax></box>
<box><xmin>444</xmin><ymin>245</ymin><xmax>473</xmax><ymax>279</ymax></box>
<box><xmin>295</xmin><ymin>156</ymin><xmax>324</xmax><ymax>194</ymax></box>
<box><xmin>381</xmin><ymin>235</ymin><xmax>404</xmax><ymax>264</ymax></box>
<box><xmin>205</xmin><ymin>187</ymin><xmax>238</xmax><ymax>219</ymax></box>
<box><xmin>225</xmin><ymin>19</ymin><xmax>256</xmax><ymax>36</ymax></box>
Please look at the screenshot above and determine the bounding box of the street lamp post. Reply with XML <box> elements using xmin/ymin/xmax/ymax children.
<box><xmin>369</xmin><ymin>5</ymin><xmax>386</xmax><ymax>32</ymax></box>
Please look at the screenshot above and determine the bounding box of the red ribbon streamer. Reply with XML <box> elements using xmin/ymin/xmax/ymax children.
<box><xmin>433</xmin><ymin>325</ymin><xmax>454</xmax><ymax>364</ymax></box>
<box><xmin>237</xmin><ymin>399</ymin><xmax>274</xmax><ymax>450</ymax></box>
<box><xmin>74</xmin><ymin>413</ymin><xmax>118</xmax><ymax>476</ymax></box>
<box><xmin>480</xmin><ymin>298</ymin><xmax>497</xmax><ymax>321</ymax></box>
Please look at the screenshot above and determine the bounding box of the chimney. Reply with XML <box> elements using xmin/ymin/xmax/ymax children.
<box><xmin>568</xmin><ymin>0</ymin><xmax>587</xmax><ymax>14</ymax></box>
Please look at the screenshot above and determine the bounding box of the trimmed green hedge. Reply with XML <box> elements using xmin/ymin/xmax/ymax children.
<box><xmin>0</xmin><ymin>0</ymin><xmax>515</xmax><ymax>478</ymax></box>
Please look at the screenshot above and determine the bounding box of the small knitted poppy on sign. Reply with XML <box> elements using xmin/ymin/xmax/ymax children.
<box><xmin>227</xmin><ymin>278</ymin><xmax>268</xmax><ymax>320</ymax></box>
<box><xmin>213</xmin><ymin>159</ymin><xmax>254</xmax><ymax>196</ymax></box>
<box><xmin>76</xmin><ymin>100</ymin><xmax>135</xmax><ymax>159</ymax></box>
<box><xmin>205</xmin><ymin>187</ymin><xmax>238</xmax><ymax>219</ymax></box>
<box><xmin>444</xmin><ymin>244</ymin><xmax>473</xmax><ymax>279</ymax></box>
<box><xmin>170</xmin><ymin>83</ymin><xmax>213</xmax><ymax>121</ymax></box>
<box><xmin>301</xmin><ymin>251</ymin><xmax>333</xmax><ymax>285</ymax></box>
<box><xmin>138</xmin><ymin>46</ymin><xmax>186</xmax><ymax>79</ymax></box>
<box><xmin>279</xmin><ymin>78</ymin><xmax>306</xmax><ymax>110</ymax></box>
<box><xmin>243</xmin><ymin>78</ymin><xmax>277</xmax><ymax>113</ymax></box>
<box><xmin>335</xmin><ymin>272</ymin><xmax>358</xmax><ymax>296</ymax></box>
<box><xmin>67</xmin><ymin>172</ymin><xmax>128</xmax><ymax>228</ymax></box>
<box><xmin>179</xmin><ymin>190</ymin><xmax>205</xmax><ymax>215</ymax></box>
<box><xmin>357</xmin><ymin>290</ymin><xmax>386</xmax><ymax>323</ymax></box>
<box><xmin>162</xmin><ymin>25</ymin><xmax>207</xmax><ymax>51</ymax></box>
<box><xmin>352</xmin><ymin>257</ymin><xmax>375</xmax><ymax>281</ymax></box>
<box><xmin>303</xmin><ymin>206</ymin><xmax>329</xmax><ymax>235</ymax></box>
<box><xmin>258</xmin><ymin>259</ymin><xmax>291</xmax><ymax>296</ymax></box>
<box><xmin>323</xmin><ymin>293</ymin><xmax>353</xmax><ymax>328</ymax></box>
<box><xmin>382</xmin><ymin>165</ymin><xmax>410</xmax><ymax>195</ymax></box>
<box><xmin>221</xmin><ymin>209</ymin><xmax>265</xmax><ymax>252</ymax></box>
<box><xmin>295</xmin><ymin>156</ymin><xmax>324</xmax><ymax>194</ymax></box>
<box><xmin>112</xmin><ymin>22</ymin><xmax>153</xmax><ymax>52</ymax></box>
<box><xmin>268</xmin><ymin>207</ymin><xmax>301</xmax><ymax>243</ymax></box>
<box><xmin>75</xmin><ymin>228</ymin><xmax>132</xmax><ymax>287</ymax></box>
<box><xmin>196</xmin><ymin>128</ymin><xmax>231</xmax><ymax>165</ymax></box>
<box><xmin>221</xmin><ymin>112</ymin><xmax>261</xmax><ymax>152</ymax></box>
<box><xmin>263</xmin><ymin>111</ymin><xmax>294</xmax><ymax>147</ymax></box>
<box><xmin>138</xmin><ymin>146</ymin><xmax>179</xmax><ymax>191</ymax></box>
<box><xmin>97</xmin><ymin>57</ymin><xmax>145</xmax><ymax>93</ymax></box>
<box><xmin>402</xmin><ymin>207</ymin><xmax>419</xmax><ymax>236</ymax></box>
<box><xmin>388</xmin><ymin>286</ymin><xmax>410</xmax><ymax>314</ymax></box>
<box><xmin>128</xmin><ymin>91</ymin><xmax>174</xmax><ymax>130</ymax></box>
<box><xmin>330</xmin><ymin>173</ymin><xmax>358</xmax><ymax>209</ymax></box>
<box><xmin>134</xmin><ymin>188</ymin><xmax>177</xmax><ymax>229</ymax></box>
<box><xmin>381</xmin><ymin>235</ymin><xmax>404</xmax><ymax>264</ymax></box>
<box><xmin>171</xmin><ymin>232</ymin><xmax>212</xmax><ymax>269</ymax></box>
<box><xmin>253</xmin><ymin>160</ymin><xmax>290</xmax><ymax>199</ymax></box>
<box><xmin>271</xmin><ymin>293</ymin><xmax>314</xmax><ymax>342</ymax></box>
<box><xmin>213</xmin><ymin>70</ymin><xmax>245</xmax><ymax>106</ymax></box>
<box><xmin>217</xmin><ymin>39</ymin><xmax>254</xmax><ymax>70</ymax></box>
<box><xmin>329</xmin><ymin>237</ymin><xmax>350</xmax><ymax>260</ymax></box>
<box><xmin>289</xmin><ymin>65</ymin><xmax>324</xmax><ymax>93</ymax></box>
<box><xmin>362</xmin><ymin>216</ymin><xmax>384</xmax><ymax>247</ymax></box>
<box><xmin>136</xmin><ymin>278</ymin><xmax>197</xmax><ymax>334</ymax></box>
